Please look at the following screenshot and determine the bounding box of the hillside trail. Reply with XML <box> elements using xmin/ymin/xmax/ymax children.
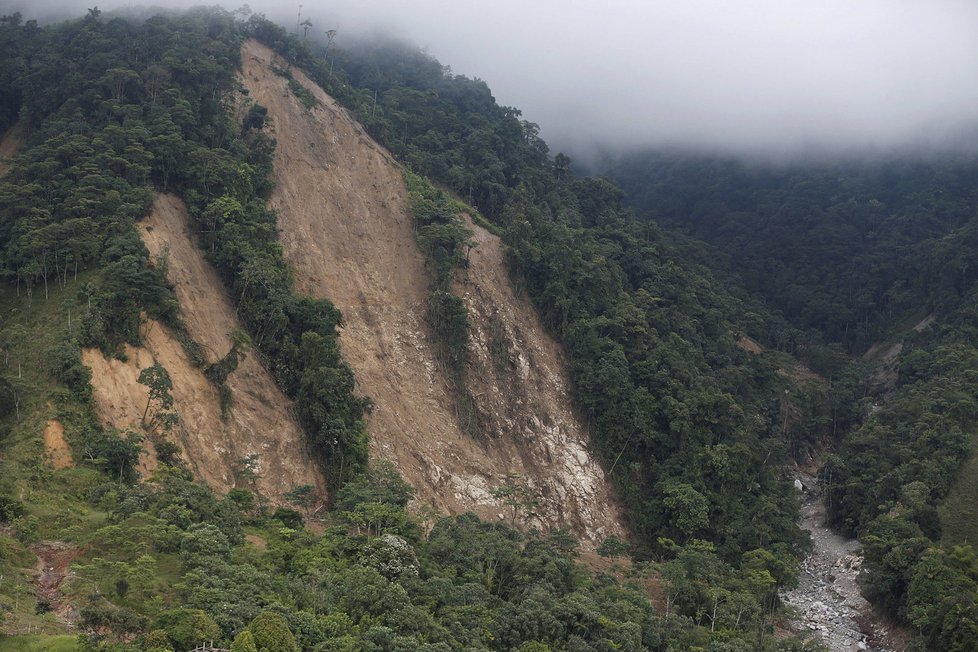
<box><xmin>83</xmin><ymin>194</ymin><xmax>324</xmax><ymax>503</ymax></box>
<box><xmin>783</xmin><ymin>474</ymin><xmax>902</xmax><ymax>652</ymax></box>
<box><xmin>238</xmin><ymin>39</ymin><xmax>624</xmax><ymax>546</ymax></box>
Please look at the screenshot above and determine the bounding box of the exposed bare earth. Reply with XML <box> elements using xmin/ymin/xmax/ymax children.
<box><xmin>863</xmin><ymin>314</ymin><xmax>935</xmax><ymax>395</ymax></box>
<box><xmin>32</xmin><ymin>540</ymin><xmax>81</xmax><ymax>624</ymax></box>
<box><xmin>0</xmin><ymin>123</ymin><xmax>18</xmax><ymax>176</ymax></box>
<box><xmin>245</xmin><ymin>534</ymin><xmax>268</xmax><ymax>550</ymax></box>
<box><xmin>239</xmin><ymin>40</ymin><xmax>624</xmax><ymax>544</ymax></box>
<box><xmin>42</xmin><ymin>420</ymin><xmax>73</xmax><ymax>470</ymax></box>
<box><xmin>83</xmin><ymin>194</ymin><xmax>324</xmax><ymax>502</ymax></box>
<box><xmin>457</xmin><ymin>216</ymin><xmax>623</xmax><ymax>535</ymax></box>
<box><xmin>736</xmin><ymin>332</ymin><xmax>821</xmax><ymax>385</ymax></box>
<box><xmin>735</xmin><ymin>333</ymin><xmax>764</xmax><ymax>354</ymax></box>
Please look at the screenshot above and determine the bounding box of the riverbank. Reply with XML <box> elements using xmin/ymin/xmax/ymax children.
<box><xmin>782</xmin><ymin>473</ymin><xmax>902</xmax><ymax>652</ymax></box>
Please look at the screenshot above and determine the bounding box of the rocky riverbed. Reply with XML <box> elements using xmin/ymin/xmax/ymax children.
<box><xmin>782</xmin><ymin>473</ymin><xmax>899</xmax><ymax>652</ymax></box>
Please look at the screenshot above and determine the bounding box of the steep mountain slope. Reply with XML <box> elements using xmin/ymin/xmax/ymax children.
<box><xmin>239</xmin><ymin>40</ymin><xmax>623</xmax><ymax>543</ymax></box>
<box><xmin>0</xmin><ymin>11</ymin><xmax>856</xmax><ymax>648</ymax></box>
<box><xmin>83</xmin><ymin>193</ymin><xmax>324</xmax><ymax>501</ymax></box>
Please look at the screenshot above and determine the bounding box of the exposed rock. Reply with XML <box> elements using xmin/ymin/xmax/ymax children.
<box><xmin>783</xmin><ymin>472</ymin><xmax>900</xmax><ymax>651</ymax></box>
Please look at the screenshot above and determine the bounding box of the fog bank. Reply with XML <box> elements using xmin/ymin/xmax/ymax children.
<box><xmin>4</xmin><ymin>0</ymin><xmax>978</xmax><ymax>159</ymax></box>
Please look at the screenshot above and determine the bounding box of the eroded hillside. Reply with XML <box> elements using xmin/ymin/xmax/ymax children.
<box><xmin>239</xmin><ymin>40</ymin><xmax>623</xmax><ymax>543</ymax></box>
<box><xmin>83</xmin><ymin>194</ymin><xmax>324</xmax><ymax>502</ymax></box>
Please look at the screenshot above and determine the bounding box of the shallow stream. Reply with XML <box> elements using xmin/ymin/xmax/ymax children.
<box><xmin>782</xmin><ymin>473</ymin><xmax>898</xmax><ymax>651</ymax></box>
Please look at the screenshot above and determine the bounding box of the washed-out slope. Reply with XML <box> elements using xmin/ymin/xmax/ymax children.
<box><xmin>83</xmin><ymin>194</ymin><xmax>324</xmax><ymax>501</ymax></box>
<box><xmin>239</xmin><ymin>40</ymin><xmax>623</xmax><ymax>543</ymax></box>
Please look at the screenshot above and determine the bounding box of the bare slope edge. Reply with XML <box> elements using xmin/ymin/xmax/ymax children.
<box><xmin>239</xmin><ymin>40</ymin><xmax>624</xmax><ymax>544</ymax></box>
<box><xmin>83</xmin><ymin>194</ymin><xmax>325</xmax><ymax>503</ymax></box>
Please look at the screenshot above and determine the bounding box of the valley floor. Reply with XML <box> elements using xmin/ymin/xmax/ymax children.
<box><xmin>783</xmin><ymin>473</ymin><xmax>901</xmax><ymax>652</ymax></box>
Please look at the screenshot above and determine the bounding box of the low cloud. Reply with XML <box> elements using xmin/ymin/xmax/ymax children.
<box><xmin>5</xmin><ymin>0</ymin><xmax>978</xmax><ymax>159</ymax></box>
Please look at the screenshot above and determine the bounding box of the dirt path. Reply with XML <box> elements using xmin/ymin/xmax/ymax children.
<box><xmin>783</xmin><ymin>474</ymin><xmax>900</xmax><ymax>651</ymax></box>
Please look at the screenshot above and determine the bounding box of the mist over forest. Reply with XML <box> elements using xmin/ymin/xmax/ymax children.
<box><xmin>5</xmin><ymin>2</ymin><xmax>978</xmax><ymax>650</ymax></box>
<box><xmin>4</xmin><ymin>0</ymin><xmax>978</xmax><ymax>161</ymax></box>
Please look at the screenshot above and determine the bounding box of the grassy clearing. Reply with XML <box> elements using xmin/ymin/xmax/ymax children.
<box><xmin>0</xmin><ymin>635</ymin><xmax>80</xmax><ymax>652</ymax></box>
<box><xmin>940</xmin><ymin>429</ymin><xmax>978</xmax><ymax>546</ymax></box>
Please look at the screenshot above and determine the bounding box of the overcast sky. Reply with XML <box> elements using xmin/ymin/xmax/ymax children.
<box><xmin>5</xmin><ymin>0</ymin><xmax>978</xmax><ymax>159</ymax></box>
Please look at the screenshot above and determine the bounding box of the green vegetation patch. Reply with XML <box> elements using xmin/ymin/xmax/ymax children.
<box><xmin>287</xmin><ymin>77</ymin><xmax>318</xmax><ymax>110</ymax></box>
<box><xmin>404</xmin><ymin>171</ymin><xmax>483</xmax><ymax>438</ymax></box>
<box><xmin>0</xmin><ymin>635</ymin><xmax>82</xmax><ymax>652</ymax></box>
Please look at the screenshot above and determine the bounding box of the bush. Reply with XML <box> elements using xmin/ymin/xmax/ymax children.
<box><xmin>0</xmin><ymin>496</ymin><xmax>26</xmax><ymax>523</ymax></box>
<box><xmin>48</xmin><ymin>338</ymin><xmax>92</xmax><ymax>398</ymax></box>
<box><xmin>272</xmin><ymin>507</ymin><xmax>303</xmax><ymax>529</ymax></box>
<box><xmin>155</xmin><ymin>608</ymin><xmax>221</xmax><ymax>652</ymax></box>
<box><xmin>180</xmin><ymin>523</ymin><xmax>231</xmax><ymax>563</ymax></box>
<box><xmin>248</xmin><ymin>612</ymin><xmax>298</xmax><ymax>652</ymax></box>
<box><xmin>231</xmin><ymin>629</ymin><xmax>258</xmax><ymax>652</ymax></box>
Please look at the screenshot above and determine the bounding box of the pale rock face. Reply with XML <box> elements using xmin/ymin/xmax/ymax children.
<box><xmin>239</xmin><ymin>39</ymin><xmax>625</xmax><ymax>546</ymax></box>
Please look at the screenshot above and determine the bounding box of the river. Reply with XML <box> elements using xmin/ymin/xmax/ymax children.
<box><xmin>782</xmin><ymin>473</ymin><xmax>900</xmax><ymax>651</ymax></box>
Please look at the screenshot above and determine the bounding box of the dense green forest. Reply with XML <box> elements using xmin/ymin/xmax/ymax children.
<box><xmin>604</xmin><ymin>152</ymin><xmax>978</xmax><ymax>362</ymax></box>
<box><xmin>604</xmin><ymin>151</ymin><xmax>978</xmax><ymax>647</ymax></box>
